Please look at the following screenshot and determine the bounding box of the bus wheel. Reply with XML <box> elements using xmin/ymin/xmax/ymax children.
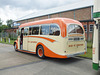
<box><xmin>37</xmin><ymin>46</ymin><xmax>45</xmax><ymax>59</ymax></box>
<box><xmin>14</xmin><ymin>43</ymin><xmax>18</xmax><ymax>51</ymax></box>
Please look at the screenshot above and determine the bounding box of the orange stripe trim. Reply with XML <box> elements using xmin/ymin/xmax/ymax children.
<box><xmin>23</xmin><ymin>36</ymin><xmax>55</xmax><ymax>43</ymax></box>
<box><xmin>18</xmin><ymin>49</ymin><xmax>36</xmax><ymax>54</ymax></box>
<box><xmin>36</xmin><ymin>42</ymin><xmax>67</xmax><ymax>58</ymax></box>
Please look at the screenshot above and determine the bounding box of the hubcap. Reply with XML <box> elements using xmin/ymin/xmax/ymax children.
<box><xmin>38</xmin><ymin>48</ymin><xmax>43</xmax><ymax>57</ymax></box>
<box><xmin>15</xmin><ymin>45</ymin><xmax>16</xmax><ymax>50</ymax></box>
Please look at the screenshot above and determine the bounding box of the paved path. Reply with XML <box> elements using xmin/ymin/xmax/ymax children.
<box><xmin>0</xmin><ymin>43</ymin><xmax>100</xmax><ymax>75</ymax></box>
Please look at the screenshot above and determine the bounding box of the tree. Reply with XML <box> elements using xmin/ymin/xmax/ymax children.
<box><xmin>0</xmin><ymin>25</ymin><xmax>8</xmax><ymax>32</ymax></box>
<box><xmin>0</xmin><ymin>26</ymin><xmax>2</xmax><ymax>32</ymax></box>
<box><xmin>0</xmin><ymin>18</ymin><xmax>3</xmax><ymax>26</ymax></box>
<box><xmin>6</xmin><ymin>19</ymin><xmax>13</xmax><ymax>28</ymax></box>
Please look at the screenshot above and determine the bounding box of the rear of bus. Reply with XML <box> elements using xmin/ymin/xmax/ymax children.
<box><xmin>65</xmin><ymin>22</ymin><xmax>87</xmax><ymax>57</ymax></box>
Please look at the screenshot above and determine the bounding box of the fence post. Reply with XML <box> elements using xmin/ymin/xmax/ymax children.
<box><xmin>1</xmin><ymin>37</ymin><xmax>2</xmax><ymax>41</ymax></box>
<box><xmin>9</xmin><ymin>38</ymin><xmax>10</xmax><ymax>43</ymax></box>
<box><xmin>4</xmin><ymin>38</ymin><xmax>6</xmax><ymax>42</ymax></box>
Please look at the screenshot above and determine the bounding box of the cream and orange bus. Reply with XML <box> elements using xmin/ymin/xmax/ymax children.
<box><xmin>14</xmin><ymin>18</ymin><xmax>87</xmax><ymax>58</ymax></box>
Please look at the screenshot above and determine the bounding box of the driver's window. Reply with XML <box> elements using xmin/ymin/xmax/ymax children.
<box><xmin>18</xmin><ymin>28</ymin><xmax>21</xmax><ymax>36</ymax></box>
<box><xmin>24</xmin><ymin>28</ymin><xmax>28</xmax><ymax>36</ymax></box>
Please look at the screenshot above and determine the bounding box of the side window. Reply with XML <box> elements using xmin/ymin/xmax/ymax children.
<box><xmin>50</xmin><ymin>24</ymin><xmax>60</xmax><ymax>36</ymax></box>
<box><xmin>68</xmin><ymin>25</ymin><xmax>75</xmax><ymax>34</ymax></box>
<box><xmin>40</xmin><ymin>25</ymin><xmax>50</xmax><ymax>35</ymax></box>
<box><xmin>24</xmin><ymin>28</ymin><xmax>28</xmax><ymax>36</ymax></box>
<box><xmin>74</xmin><ymin>25</ymin><xmax>83</xmax><ymax>34</ymax></box>
<box><xmin>68</xmin><ymin>24</ymin><xmax>83</xmax><ymax>34</ymax></box>
<box><xmin>90</xmin><ymin>25</ymin><xmax>93</xmax><ymax>32</ymax></box>
<box><xmin>83</xmin><ymin>25</ymin><xmax>87</xmax><ymax>32</ymax></box>
<box><xmin>32</xmin><ymin>26</ymin><xmax>39</xmax><ymax>35</ymax></box>
<box><xmin>29</xmin><ymin>27</ymin><xmax>32</xmax><ymax>35</ymax></box>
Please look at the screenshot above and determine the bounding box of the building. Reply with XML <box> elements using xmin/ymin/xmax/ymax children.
<box><xmin>14</xmin><ymin>0</ymin><xmax>94</xmax><ymax>41</ymax></box>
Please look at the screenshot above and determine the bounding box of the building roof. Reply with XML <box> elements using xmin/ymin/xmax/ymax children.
<box><xmin>15</xmin><ymin>0</ymin><xmax>94</xmax><ymax>22</ymax></box>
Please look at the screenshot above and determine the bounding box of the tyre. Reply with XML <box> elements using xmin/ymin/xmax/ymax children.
<box><xmin>14</xmin><ymin>43</ymin><xmax>18</xmax><ymax>51</ymax></box>
<box><xmin>37</xmin><ymin>46</ymin><xmax>45</xmax><ymax>58</ymax></box>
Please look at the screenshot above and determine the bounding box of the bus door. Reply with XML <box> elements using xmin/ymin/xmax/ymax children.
<box><xmin>23</xmin><ymin>27</ymin><xmax>29</xmax><ymax>50</ymax></box>
<box><xmin>20</xmin><ymin>28</ymin><xmax>24</xmax><ymax>50</ymax></box>
<box><xmin>27</xmin><ymin>26</ymin><xmax>39</xmax><ymax>52</ymax></box>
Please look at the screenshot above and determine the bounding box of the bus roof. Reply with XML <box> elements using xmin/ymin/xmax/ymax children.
<box><xmin>19</xmin><ymin>18</ymin><xmax>81</xmax><ymax>28</ymax></box>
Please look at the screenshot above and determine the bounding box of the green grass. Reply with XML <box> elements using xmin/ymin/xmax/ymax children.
<box><xmin>87</xmin><ymin>41</ymin><xmax>92</xmax><ymax>48</ymax></box>
<box><xmin>79</xmin><ymin>41</ymin><xmax>92</xmax><ymax>59</ymax></box>
<box><xmin>0</xmin><ymin>38</ymin><xmax>15</xmax><ymax>45</ymax></box>
<box><xmin>80</xmin><ymin>48</ymin><xmax>92</xmax><ymax>59</ymax></box>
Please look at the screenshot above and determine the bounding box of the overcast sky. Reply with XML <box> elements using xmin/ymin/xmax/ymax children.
<box><xmin>0</xmin><ymin>0</ymin><xmax>83</xmax><ymax>24</ymax></box>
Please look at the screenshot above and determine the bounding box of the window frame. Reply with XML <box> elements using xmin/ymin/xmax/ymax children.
<box><xmin>40</xmin><ymin>24</ymin><xmax>50</xmax><ymax>35</ymax></box>
<box><xmin>67</xmin><ymin>24</ymin><xmax>84</xmax><ymax>35</ymax></box>
<box><xmin>89</xmin><ymin>24</ymin><xmax>94</xmax><ymax>32</ymax></box>
<box><xmin>49</xmin><ymin>24</ymin><xmax>60</xmax><ymax>36</ymax></box>
<box><xmin>29</xmin><ymin>27</ymin><xmax>32</xmax><ymax>35</ymax></box>
<box><xmin>31</xmin><ymin>25</ymin><xmax>40</xmax><ymax>35</ymax></box>
<box><xmin>83</xmin><ymin>25</ymin><xmax>87</xmax><ymax>32</ymax></box>
<box><xmin>23</xmin><ymin>27</ymin><xmax>29</xmax><ymax>36</ymax></box>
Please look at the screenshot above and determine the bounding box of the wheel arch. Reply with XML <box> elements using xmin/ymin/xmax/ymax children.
<box><xmin>14</xmin><ymin>42</ymin><xmax>16</xmax><ymax>46</ymax></box>
<box><xmin>36</xmin><ymin>42</ymin><xmax>44</xmax><ymax>55</ymax></box>
<box><xmin>36</xmin><ymin>42</ymin><xmax>67</xmax><ymax>58</ymax></box>
<box><xmin>14</xmin><ymin>40</ymin><xmax>18</xmax><ymax>49</ymax></box>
